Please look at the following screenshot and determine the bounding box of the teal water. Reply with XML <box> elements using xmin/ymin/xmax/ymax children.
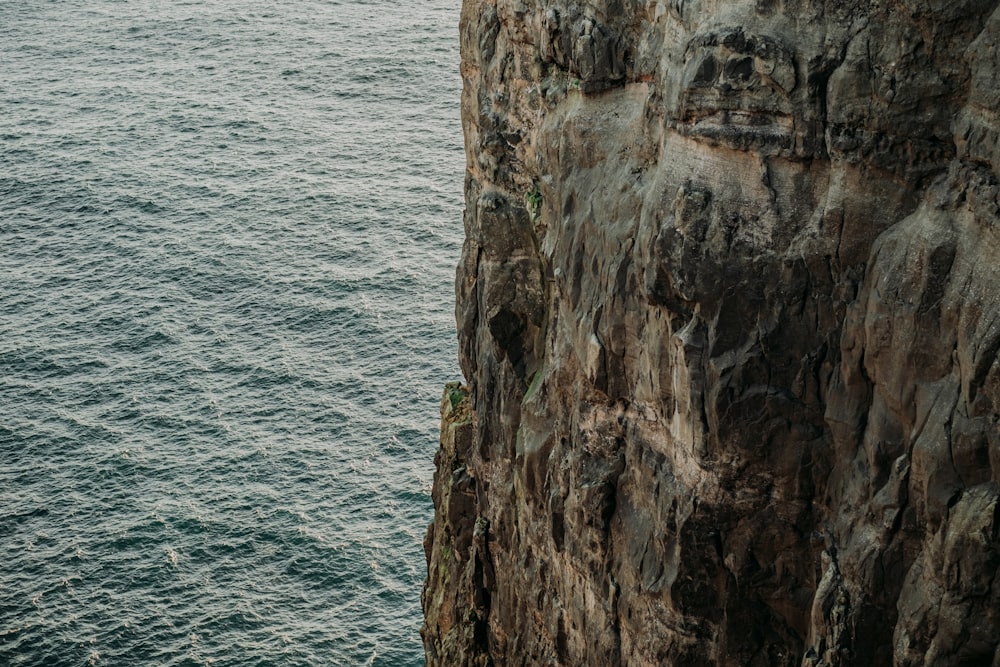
<box><xmin>0</xmin><ymin>1</ymin><xmax>463</xmax><ymax>664</ymax></box>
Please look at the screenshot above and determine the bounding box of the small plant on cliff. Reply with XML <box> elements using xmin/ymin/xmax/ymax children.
<box><xmin>444</xmin><ymin>381</ymin><xmax>471</xmax><ymax>424</ymax></box>
<box><xmin>446</xmin><ymin>382</ymin><xmax>466</xmax><ymax>410</ymax></box>
<box><xmin>524</xmin><ymin>185</ymin><xmax>543</xmax><ymax>222</ymax></box>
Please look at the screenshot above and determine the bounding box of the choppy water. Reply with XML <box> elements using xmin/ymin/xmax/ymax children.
<box><xmin>0</xmin><ymin>1</ymin><xmax>463</xmax><ymax>664</ymax></box>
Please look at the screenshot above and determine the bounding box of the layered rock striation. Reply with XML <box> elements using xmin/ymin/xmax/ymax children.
<box><xmin>423</xmin><ymin>1</ymin><xmax>1000</xmax><ymax>664</ymax></box>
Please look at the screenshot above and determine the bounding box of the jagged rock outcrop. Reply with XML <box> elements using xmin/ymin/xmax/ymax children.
<box><xmin>423</xmin><ymin>1</ymin><xmax>1000</xmax><ymax>664</ymax></box>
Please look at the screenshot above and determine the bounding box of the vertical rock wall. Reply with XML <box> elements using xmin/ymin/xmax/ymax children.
<box><xmin>422</xmin><ymin>1</ymin><xmax>1000</xmax><ymax>664</ymax></box>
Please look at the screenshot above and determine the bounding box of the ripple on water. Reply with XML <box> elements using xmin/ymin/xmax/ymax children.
<box><xmin>0</xmin><ymin>0</ymin><xmax>463</xmax><ymax>664</ymax></box>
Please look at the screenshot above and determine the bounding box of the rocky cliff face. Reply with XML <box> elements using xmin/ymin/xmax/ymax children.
<box><xmin>422</xmin><ymin>1</ymin><xmax>1000</xmax><ymax>664</ymax></box>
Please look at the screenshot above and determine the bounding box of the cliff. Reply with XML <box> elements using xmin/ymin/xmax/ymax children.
<box><xmin>422</xmin><ymin>1</ymin><xmax>1000</xmax><ymax>664</ymax></box>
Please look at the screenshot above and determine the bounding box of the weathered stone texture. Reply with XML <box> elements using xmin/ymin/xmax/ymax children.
<box><xmin>423</xmin><ymin>1</ymin><xmax>1000</xmax><ymax>664</ymax></box>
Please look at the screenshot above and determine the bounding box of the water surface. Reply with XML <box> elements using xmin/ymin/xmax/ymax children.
<box><xmin>1</xmin><ymin>1</ymin><xmax>463</xmax><ymax>664</ymax></box>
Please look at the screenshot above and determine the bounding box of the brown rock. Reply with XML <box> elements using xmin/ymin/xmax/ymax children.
<box><xmin>423</xmin><ymin>1</ymin><xmax>1000</xmax><ymax>664</ymax></box>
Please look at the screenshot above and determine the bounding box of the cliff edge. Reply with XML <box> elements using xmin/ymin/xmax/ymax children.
<box><xmin>423</xmin><ymin>1</ymin><xmax>1000</xmax><ymax>664</ymax></box>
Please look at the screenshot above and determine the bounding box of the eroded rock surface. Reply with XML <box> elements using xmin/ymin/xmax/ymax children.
<box><xmin>422</xmin><ymin>1</ymin><xmax>1000</xmax><ymax>664</ymax></box>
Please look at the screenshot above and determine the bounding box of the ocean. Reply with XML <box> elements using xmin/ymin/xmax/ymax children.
<box><xmin>0</xmin><ymin>1</ymin><xmax>463</xmax><ymax>664</ymax></box>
